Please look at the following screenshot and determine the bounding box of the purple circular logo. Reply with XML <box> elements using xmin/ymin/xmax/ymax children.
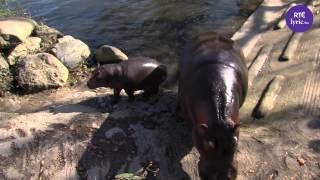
<box><xmin>285</xmin><ymin>4</ymin><xmax>313</xmax><ymax>32</ymax></box>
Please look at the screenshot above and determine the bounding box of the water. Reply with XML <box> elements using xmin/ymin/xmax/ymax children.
<box><xmin>11</xmin><ymin>0</ymin><xmax>261</xmax><ymax>86</ymax></box>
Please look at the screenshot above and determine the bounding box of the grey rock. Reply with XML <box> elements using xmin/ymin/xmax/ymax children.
<box><xmin>34</xmin><ymin>24</ymin><xmax>63</xmax><ymax>51</ymax></box>
<box><xmin>7</xmin><ymin>37</ymin><xmax>42</xmax><ymax>65</ymax></box>
<box><xmin>51</xmin><ymin>35</ymin><xmax>90</xmax><ymax>69</ymax></box>
<box><xmin>15</xmin><ymin>53</ymin><xmax>69</xmax><ymax>92</ymax></box>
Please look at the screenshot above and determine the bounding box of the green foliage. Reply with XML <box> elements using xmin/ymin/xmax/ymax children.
<box><xmin>0</xmin><ymin>8</ymin><xmax>14</xmax><ymax>17</ymax></box>
<box><xmin>0</xmin><ymin>0</ymin><xmax>26</xmax><ymax>17</ymax></box>
<box><xmin>0</xmin><ymin>0</ymin><xmax>19</xmax><ymax>4</ymax></box>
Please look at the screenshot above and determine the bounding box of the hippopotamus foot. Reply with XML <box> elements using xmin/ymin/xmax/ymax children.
<box><xmin>124</xmin><ymin>88</ymin><xmax>135</xmax><ymax>102</ymax></box>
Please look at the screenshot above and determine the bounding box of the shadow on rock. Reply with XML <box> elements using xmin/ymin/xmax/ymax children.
<box><xmin>29</xmin><ymin>94</ymin><xmax>114</xmax><ymax>114</ymax></box>
<box><xmin>77</xmin><ymin>91</ymin><xmax>195</xmax><ymax>180</ymax></box>
<box><xmin>307</xmin><ymin>116</ymin><xmax>320</xmax><ymax>129</ymax></box>
<box><xmin>309</xmin><ymin>140</ymin><xmax>320</xmax><ymax>153</ymax></box>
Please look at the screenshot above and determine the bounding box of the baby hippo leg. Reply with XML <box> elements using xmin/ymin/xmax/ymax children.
<box><xmin>124</xmin><ymin>88</ymin><xmax>135</xmax><ymax>101</ymax></box>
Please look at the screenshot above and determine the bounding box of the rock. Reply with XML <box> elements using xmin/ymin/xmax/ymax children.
<box><xmin>15</xmin><ymin>53</ymin><xmax>69</xmax><ymax>92</ymax></box>
<box><xmin>115</xmin><ymin>173</ymin><xmax>145</xmax><ymax>180</ymax></box>
<box><xmin>284</xmin><ymin>155</ymin><xmax>300</xmax><ymax>170</ymax></box>
<box><xmin>0</xmin><ymin>35</ymin><xmax>19</xmax><ymax>50</ymax></box>
<box><xmin>34</xmin><ymin>24</ymin><xmax>63</xmax><ymax>51</ymax></box>
<box><xmin>7</xmin><ymin>37</ymin><xmax>42</xmax><ymax>65</ymax></box>
<box><xmin>94</xmin><ymin>45</ymin><xmax>128</xmax><ymax>63</ymax></box>
<box><xmin>0</xmin><ymin>98</ymin><xmax>21</xmax><ymax>112</ymax></box>
<box><xmin>51</xmin><ymin>35</ymin><xmax>90</xmax><ymax>69</ymax></box>
<box><xmin>297</xmin><ymin>157</ymin><xmax>306</xmax><ymax>166</ymax></box>
<box><xmin>253</xmin><ymin>75</ymin><xmax>286</xmax><ymax>118</ymax></box>
<box><xmin>0</xmin><ymin>17</ymin><xmax>37</xmax><ymax>42</ymax></box>
<box><xmin>0</xmin><ymin>54</ymin><xmax>9</xmax><ymax>69</ymax></box>
<box><xmin>34</xmin><ymin>24</ymin><xmax>63</xmax><ymax>37</ymax></box>
<box><xmin>105</xmin><ymin>127</ymin><xmax>126</xmax><ymax>139</ymax></box>
<box><xmin>0</xmin><ymin>67</ymin><xmax>12</xmax><ymax>96</ymax></box>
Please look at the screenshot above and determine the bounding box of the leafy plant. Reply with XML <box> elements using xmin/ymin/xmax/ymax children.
<box><xmin>0</xmin><ymin>0</ymin><xmax>27</xmax><ymax>17</ymax></box>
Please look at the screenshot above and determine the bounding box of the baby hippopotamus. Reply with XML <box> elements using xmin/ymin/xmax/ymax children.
<box><xmin>87</xmin><ymin>56</ymin><xmax>167</xmax><ymax>102</ymax></box>
<box><xmin>178</xmin><ymin>33</ymin><xmax>248</xmax><ymax>180</ymax></box>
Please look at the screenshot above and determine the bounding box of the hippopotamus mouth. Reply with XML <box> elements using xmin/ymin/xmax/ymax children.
<box><xmin>198</xmin><ymin>142</ymin><xmax>238</xmax><ymax>180</ymax></box>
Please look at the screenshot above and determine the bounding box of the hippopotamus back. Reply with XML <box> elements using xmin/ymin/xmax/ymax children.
<box><xmin>180</xmin><ymin>33</ymin><xmax>247</xmax><ymax>106</ymax></box>
<box><xmin>178</xmin><ymin>32</ymin><xmax>248</xmax><ymax>180</ymax></box>
<box><xmin>87</xmin><ymin>56</ymin><xmax>167</xmax><ymax>102</ymax></box>
<box><xmin>122</xmin><ymin>56</ymin><xmax>167</xmax><ymax>87</ymax></box>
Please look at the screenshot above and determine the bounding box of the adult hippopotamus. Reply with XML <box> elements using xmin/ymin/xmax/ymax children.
<box><xmin>178</xmin><ymin>32</ymin><xmax>248</xmax><ymax>180</ymax></box>
<box><xmin>87</xmin><ymin>56</ymin><xmax>167</xmax><ymax>102</ymax></box>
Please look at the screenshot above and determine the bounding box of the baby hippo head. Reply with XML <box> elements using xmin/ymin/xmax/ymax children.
<box><xmin>87</xmin><ymin>64</ymin><xmax>122</xmax><ymax>89</ymax></box>
<box><xmin>195</xmin><ymin>121</ymin><xmax>239</xmax><ymax>180</ymax></box>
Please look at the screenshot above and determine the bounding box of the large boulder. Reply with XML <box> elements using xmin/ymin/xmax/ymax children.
<box><xmin>34</xmin><ymin>24</ymin><xmax>64</xmax><ymax>51</ymax></box>
<box><xmin>7</xmin><ymin>37</ymin><xmax>42</xmax><ymax>65</ymax></box>
<box><xmin>0</xmin><ymin>17</ymin><xmax>37</xmax><ymax>42</ymax></box>
<box><xmin>51</xmin><ymin>35</ymin><xmax>90</xmax><ymax>69</ymax></box>
<box><xmin>0</xmin><ymin>54</ymin><xmax>9</xmax><ymax>70</ymax></box>
<box><xmin>94</xmin><ymin>45</ymin><xmax>128</xmax><ymax>63</ymax></box>
<box><xmin>15</xmin><ymin>53</ymin><xmax>69</xmax><ymax>92</ymax></box>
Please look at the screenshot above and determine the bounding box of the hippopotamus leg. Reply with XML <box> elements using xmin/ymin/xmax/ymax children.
<box><xmin>112</xmin><ymin>87</ymin><xmax>122</xmax><ymax>104</ymax></box>
<box><xmin>124</xmin><ymin>88</ymin><xmax>135</xmax><ymax>101</ymax></box>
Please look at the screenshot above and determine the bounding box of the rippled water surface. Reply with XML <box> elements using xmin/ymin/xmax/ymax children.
<box><xmin>15</xmin><ymin>0</ymin><xmax>261</xmax><ymax>85</ymax></box>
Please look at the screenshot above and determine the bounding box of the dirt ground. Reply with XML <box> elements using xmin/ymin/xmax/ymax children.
<box><xmin>1</xmin><ymin>1</ymin><xmax>320</xmax><ymax>180</ymax></box>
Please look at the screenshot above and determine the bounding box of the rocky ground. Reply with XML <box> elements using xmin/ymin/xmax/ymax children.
<box><xmin>1</xmin><ymin>0</ymin><xmax>320</xmax><ymax>180</ymax></box>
